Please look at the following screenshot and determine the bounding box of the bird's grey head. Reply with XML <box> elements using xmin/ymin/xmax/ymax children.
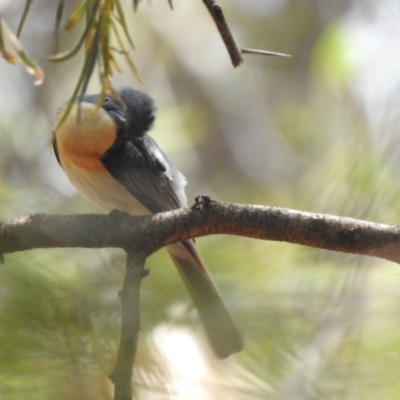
<box><xmin>78</xmin><ymin>87</ymin><xmax>156</xmax><ymax>137</ymax></box>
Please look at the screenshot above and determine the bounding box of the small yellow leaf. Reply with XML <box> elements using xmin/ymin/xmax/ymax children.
<box><xmin>65</xmin><ymin>1</ymin><xmax>86</xmax><ymax>31</ymax></box>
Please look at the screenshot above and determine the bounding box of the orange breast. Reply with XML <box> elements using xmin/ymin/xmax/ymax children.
<box><xmin>59</xmin><ymin>142</ymin><xmax>106</xmax><ymax>172</ymax></box>
<box><xmin>55</xmin><ymin>103</ymin><xmax>117</xmax><ymax>172</ymax></box>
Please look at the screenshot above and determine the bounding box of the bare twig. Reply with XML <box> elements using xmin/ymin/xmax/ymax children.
<box><xmin>202</xmin><ymin>0</ymin><xmax>243</xmax><ymax>67</ymax></box>
<box><xmin>202</xmin><ymin>1</ymin><xmax>290</xmax><ymax>67</ymax></box>
<box><xmin>241</xmin><ymin>47</ymin><xmax>291</xmax><ymax>58</ymax></box>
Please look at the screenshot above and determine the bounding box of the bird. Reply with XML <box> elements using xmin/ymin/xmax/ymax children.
<box><xmin>52</xmin><ymin>87</ymin><xmax>243</xmax><ymax>358</ymax></box>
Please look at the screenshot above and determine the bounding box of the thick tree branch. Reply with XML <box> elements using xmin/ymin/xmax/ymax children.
<box><xmin>1</xmin><ymin>198</ymin><xmax>400</xmax><ymax>263</ymax></box>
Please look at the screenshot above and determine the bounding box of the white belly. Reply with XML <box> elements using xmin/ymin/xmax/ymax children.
<box><xmin>63</xmin><ymin>161</ymin><xmax>152</xmax><ymax>216</ymax></box>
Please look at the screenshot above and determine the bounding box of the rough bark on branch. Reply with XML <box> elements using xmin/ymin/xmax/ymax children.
<box><xmin>1</xmin><ymin>198</ymin><xmax>400</xmax><ymax>264</ymax></box>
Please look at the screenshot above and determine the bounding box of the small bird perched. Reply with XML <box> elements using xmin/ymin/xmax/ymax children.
<box><xmin>52</xmin><ymin>87</ymin><xmax>243</xmax><ymax>358</ymax></box>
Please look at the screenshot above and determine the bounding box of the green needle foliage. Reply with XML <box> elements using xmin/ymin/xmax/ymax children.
<box><xmin>1</xmin><ymin>0</ymin><xmax>174</xmax><ymax>125</ymax></box>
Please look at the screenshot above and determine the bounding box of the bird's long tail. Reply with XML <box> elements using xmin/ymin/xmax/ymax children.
<box><xmin>167</xmin><ymin>241</ymin><xmax>243</xmax><ymax>358</ymax></box>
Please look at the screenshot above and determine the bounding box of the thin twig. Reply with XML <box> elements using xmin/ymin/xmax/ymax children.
<box><xmin>241</xmin><ymin>47</ymin><xmax>291</xmax><ymax>58</ymax></box>
<box><xmin>202</xmin><ymin>0</ymin><xmax>243</xmax><ymax>67</ymax></box>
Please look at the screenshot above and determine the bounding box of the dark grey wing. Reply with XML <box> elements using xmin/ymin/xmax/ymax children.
<box><xmin>100</xmin><ymin>135</ymin><xmax>182</xmax><ymax>214</ymax></box>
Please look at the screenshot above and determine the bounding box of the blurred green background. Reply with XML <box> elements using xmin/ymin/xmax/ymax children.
<box><xmin>1</xmin><ymin>0</ymin><xmax>400</xmax><ymax>398</ymax></box>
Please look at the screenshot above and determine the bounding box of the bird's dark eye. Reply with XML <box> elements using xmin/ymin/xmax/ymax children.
<box><xmin>102</xmin><ymin>94</ymin><xmax>115</xmax><ymax>110</ymax></box>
